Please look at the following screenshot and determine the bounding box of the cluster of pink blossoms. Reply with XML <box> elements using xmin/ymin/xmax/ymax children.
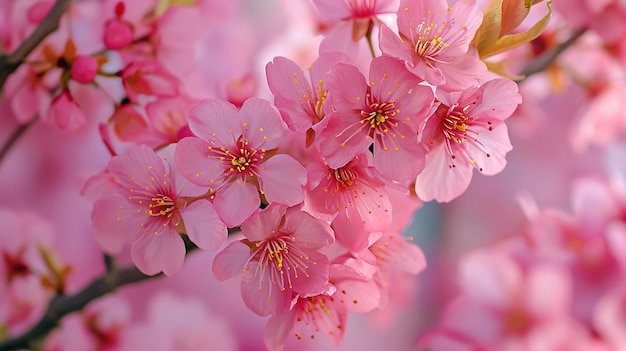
<box><xmin>0</xmin><ymin>0</ymin><xmax>530</xmax><ymax>349</ymax></box>
<box><xmin>78</xmin><ymin>0</ymin><xmax>521</xmax><ymax>347</ymax></box>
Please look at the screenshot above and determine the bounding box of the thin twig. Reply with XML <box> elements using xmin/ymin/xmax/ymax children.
<box><xmin>0</xmin><ymin>118</ymin><xmax>37</xmax><ymax>166</ymax></box>
<box><xmin>0</xmin><ymin>228</ymin><xmax>244</xmax><ymax>350</ymax></box>
<box><xmin>517</xmin><ymin>28</ymin><xmax>587</xmax><ymax>82</ymax></box>
<box><xmin>0</xmin><ymin>0</ymin><xmax>72</xmax><ymax>91</ymax></box>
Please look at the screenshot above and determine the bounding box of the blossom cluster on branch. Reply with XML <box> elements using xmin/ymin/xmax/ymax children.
<box><xmin>2</xmin><ymin>0</ymin><xmax>626</xmax><ymax>350</ymax></box>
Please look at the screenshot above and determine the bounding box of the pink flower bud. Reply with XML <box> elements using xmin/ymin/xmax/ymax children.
<box><xmin>47</xmin><ymin>90</ymin><xmax>85</xmax><ymax>131</ymax></box>
<box><xmin>103</xmin><ymin>19</ymin><xmax>133</xmax><ymax>50</ymax></box>
<box><xmin>71</xmin><ymin>55</ymin><xmax>98</xmax><ymax>84</ymax></box>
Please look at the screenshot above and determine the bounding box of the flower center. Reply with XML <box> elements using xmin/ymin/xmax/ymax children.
<box><xmin>334</xmin><ymin>167</ymin><xmax>357</xmax><ymax>188</ymax></box>
<box><xmin>146</xmin><ymin>194</ymin><xmax>176</xmax><ymax>217</ymax></box>
<box><xmin>360</xmin><ymin>101</ymin><xmax>397</xmax><ymax>133</ymax></box>
<box><xmin>442</xmin><ymin>110</ymin><xmax>469</xmax><ymax>144</ymax></box>
<box><xmin>267</xmin><ymin>238</ymin><xmax>289</xmax><ymax>268</ymax></box>
<box><xmin>414</xmin><ymin>34</ymin><xmax>449</xmax><ymax>59</ymax></box>
<box><xmin>209</xmin><ymin>136</ymin><xmax>265</xmax><ymax>178</ymax></box>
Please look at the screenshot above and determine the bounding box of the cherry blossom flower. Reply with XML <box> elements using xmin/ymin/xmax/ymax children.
<box><xmin>304</xmin><ymin>153</ymin><xmax>392</xmax><ymax>231</ymax></box>
<box><xmin>317</xmin><ymin>55</ymin><xmax>434</xmax><ymax>182</ymax></box>
<box><xmin>0</xmin><ymin>209</ymin><xmax>59</xmax><ymax>336</ymax></box>
<box><xmin>379</xmin><ymin>0</ymin><xmax>486</xmax><ymax>91</ymax></box>
<box><xmin>212</xmin><ymin>204</ymin><xmax>334</xmax><ymax>316</ymax></box>
<box><xmin>414</xmin><ymin>78</ymin><xmax>521</xmax><ymax>202</ymax></box>
<box><xmin>266</xmin><ymin>52</ymin><xmax>352</xmax><ymax>135</ymax></box>
<box><xmin>91</xmin><ymin>144</ymin><xmax>226</xmax><ymax>276</ymax></box>
<box><xmin>46</xmin><ymin>89</ymin><xmax>86</xmax><ymax>132</ymax></box>
<box><xmin>313</xmin><ymin>0</ymin><xmax>399</xmax><ymax>56</ymax></box>
<box><xmin>175</xmin><ymin>98</ymin><xmax>307</xmax><ymax>227</ymax></box>
<box><xmin>263</xmin><ymin>263</ymin><xmax>380</xmax><ymax>351</ymax></box>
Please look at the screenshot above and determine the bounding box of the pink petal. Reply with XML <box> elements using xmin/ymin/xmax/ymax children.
<box><xmin>330</xmin><ymin>264</ymin><xmax>381</xmax><ymax>313</ymax></box>
<box><xmin>91</xmin><ymin>196</ymin><xmax>142</xmax><ymax>254</ymax></box>
<box><xmin>378</xmin><ymin>24</ymin><xmax>414</xmax><ymax>65</ymax></box>
<box><xmin>396</xmin><ymin>0</ymin><xmax>447</xmax><ymax>37</ymax></box>
<box><xmin>434</xmin><ymin>51</ymin><xmax>486</xmax><ymax>92</ymax></box>
<box><xmin>464</xmin><ymin>124</ymin><xmax>512</xmax><ymax>176</ymax></box>
<box><xmin>187</xmin><ymin>99</ymin><xmax>242</xmax><ymax>144</ymax></box>
<box><xmin>440</xmin><ymin>0</ymin><xmax>484</xmax><ymax>56</ymax></box>
<box><xmin>212</xmin><ymin>240</ymin><xmax>252</xmax><ymax>281</ymax></box>
<box><xmin>241</xmin><ymin>203</ymin><xmax>287</xmax><ymax>242</ymax></box>
<box><xmin>239</xmin><ymin>97</ymin><xmax>285</xmax><ymax>150</ymax></box>
<box><xmin>373</xmin><ymin>123</ymin><xmax>426</xmax><ymax>181</ymax></box>
<box><xmin>373</xmin><ymin>232</ymin><xmax>427</xmax><ymax>275</ymax></box>
<box><xmin>319</xmin><ymin>22</ymin><xmax>361</xmax><ymax>58</ymax></box>
<box><xmin>174</xmin><ymin>137</ymin><xmax>225</xmax><ymax>187</ymax></box>
<box><xmin>214</xmin><ymin>181</ymin><xmax>259</xmax><ymax>227</ymax></box>
<box><xmin>471</xmin><ymin>78</ymin><xmax>522</xmax><ymax>120</ymax></box>
<box><xmin>312</xmin><ymin>0</ymin><xmax>351</xmax><ymax>22</ymax></box>
<box><xmin>326</xmin><ymin>63</ymin><xmax>368</xmax><ymax>111</ymax></box>
<box><xmin>318</xmin><ymin>111</ymin><xmax>371</xmax><ymax>168</ymax></box>
<box><xmin>108</xmin><ymin>144</ymin><xmax>166</xmax><ymax>190</ymax></box>
<box><xmin>369</xmin><ymin>56</ymin><xmax>430</xmax><ymax>118</ymax></box>
<box><xmin>414</xmin><ymin>143</ymin><xmax>473</xmax><ymax>203</ymax></box>
<box><xmin>131</xmin><ymin>230</ymin><xmax>185</xmax><ymax>276</ymax></box>
<box><xmin>282</xmin><ymin>208</ymin><xmax>335</xmax><ymax>247</ymax></box>
<box><xmin>240</xmin><ymin>268</ymin><xmax>293</xmax><ymax>316</ymax></box>
<box><xmin>180</xmin><ymin>199</ymin><xmax>227</xmax><ymax>250</ymax></box>
<box><xmin>349</xmin><ymin>183</ymin><xmax>392</xmax><ymax>232</ymax></box>
<box><xmin>256</xmin><ymin>154</ymin><xmax>306</xmax><ymax>206</ymax></box>
<box><xmin>264</xmin><ymin>310</ymin><xmax>296</xmax><ymax>351</ymax></box>
<box><xmin>266</xmin><ymin>56</ymin><xmax>316</xmax><ymax>132</ymax></box>
<box><xmin>289</xmin><ymin>249</ymin><xmax>331</xmax><ymax>294</ymax></box>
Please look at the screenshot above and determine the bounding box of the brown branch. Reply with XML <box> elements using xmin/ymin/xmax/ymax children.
<box><xmin>0</xmin><ymin>265</ymin><xmax>159</xmax><ymax>351</ymax></box>
<box><xmin>517</xmin><ymin>28</ymin><xmax>587</xmax><ymax>82</ymax></box>
<box><xmin>0</xmin><ymin>238</ymin><xmax>199</xmax><ymax>351</ymax></box>
<box><xmin>0</xmin><ymin>0</ymin><xmax>72</xmax><ymax>91</ymax></box>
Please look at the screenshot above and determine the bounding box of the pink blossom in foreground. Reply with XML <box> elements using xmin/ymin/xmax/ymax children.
<box><xmin>266</xmin><ymin>52</ymin><xmax>353</xmax><ymax>135</ymax></box>
<box><xmin>212</xmin><ymin>204</ymin><xmax>334</xmax><ymax>316</ymax></box>
<box><xmin>317</xmin><ymin>55</ymin><xmax>434</xmax><ymax>182</ymax></box>
<box><xmin>175</xmin><ymin>98</ymin><xmax>307</xmax><ymax>227</ymax></box>
<box><xmin>303</xmin><ymin>153</ymin><xmax>391</xmax><ymax>231</ymax></box>
<box><xmin>91</xmin><ymin>144</ymin><xmax>226</xmax><ymax>276</ymax></box>
<box><xmin>414</xmin><ymin>78</ymin><xmax>521</xmax><ymax>202</ymax></box>
<box><xmin>263</xmin><ymin>263</ymin><xmax>380</xmax><ymax>351</ymax></box>
<box><xmin>379</xmin><ymin>0</ymin><xmax>486</xmax><ymax>91</ymax></box>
